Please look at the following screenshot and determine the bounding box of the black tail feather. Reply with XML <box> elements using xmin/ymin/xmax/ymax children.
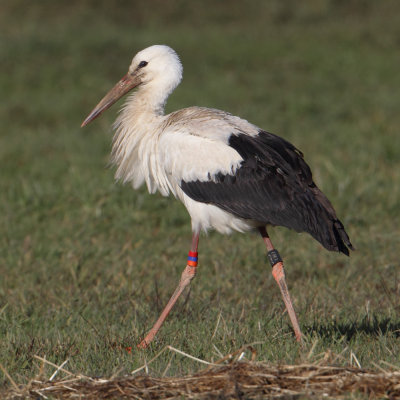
<box><xmin>333</xmin><ymin>220</ymin><xmax>354</xmax><ymax>256</ymax></box>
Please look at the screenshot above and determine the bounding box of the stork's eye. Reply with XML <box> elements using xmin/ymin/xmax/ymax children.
<box><xmin>138</xmin><ymin>61</ymin><xmax>148</xmax><ymax>68</ymax></box>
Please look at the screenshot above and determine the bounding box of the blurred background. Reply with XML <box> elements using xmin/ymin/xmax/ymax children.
<box><xmin>1</xmin><ymin>0</ymin><xmax>400</xmax><ymax>384</ymax></box>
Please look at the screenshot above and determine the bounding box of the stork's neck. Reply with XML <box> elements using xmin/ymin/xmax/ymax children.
<box><xmin>112</xmin><ymin>84</ymin><xmax>172</xmax><ymax>153</ymax></box>
<box><xmin>111</xmin><ymin>83</ymin><xmax>173</xmax><ymax>195</ymax></box>
<box><xmin>127</xmin><ymin>87</ymin><xmax>167</xmax><ymax>117</ymax></box>
<box><xmin>114</xmin><ymin>82</ymin><xmax>176</xmax><ymax>146</ymax></box>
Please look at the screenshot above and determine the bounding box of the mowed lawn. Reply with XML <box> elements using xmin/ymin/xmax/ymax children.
<box><xmin>1</xmin><ymin>0</ymin><xmax>400</xmax><ymax>387</ymax></box>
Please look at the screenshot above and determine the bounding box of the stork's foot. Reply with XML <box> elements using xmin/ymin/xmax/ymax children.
<box><xmin>137</xmin><ymin>232</ymin><xmax>200</xmax><ymax>349</ymax></box>
<box><xmin>272</xmin><ymin>262</ymin><xmax>302</xmax><ymax>343</ymax></box>
<box><xmin>259</xmin><ymin>227</ymin><xmax>303</xmax><ymax>343</ymax></box>
<box><xmin>137</xmin><ymin>337</ymin><xmax>151</xmax><ymax>349</ymax></box>
<box><xmin>137</xmin><ymin>265</ymin><xmax>197</xmax><ymax>349</ymax></box>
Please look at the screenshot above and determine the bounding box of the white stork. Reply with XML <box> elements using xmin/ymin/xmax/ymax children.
<box><xmin>82</xmin><ymin>45</ymin><xmax>353</xmax><ymax>348</ymax></box>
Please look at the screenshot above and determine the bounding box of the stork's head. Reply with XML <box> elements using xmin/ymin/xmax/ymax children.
<box><xmin>81</xmin><ymin>45</ymin><xmax>183</xmax><ymax>126</ymax></box>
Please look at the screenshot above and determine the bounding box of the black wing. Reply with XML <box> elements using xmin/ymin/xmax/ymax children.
<box><xmin>180</xmin><ymin>130</ymin><xmax>353</xmax><ymax>255</ymax></box>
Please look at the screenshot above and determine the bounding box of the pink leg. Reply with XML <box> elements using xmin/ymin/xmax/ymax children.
<box><xmin>259</xmin><ymin>227</ymin><xmax>302</xmax><ymax>342</ymax></box>
<box><xmin>138</xmin><ymin>232</ymin><xmax>200</xmax><ymax>348</ymax></box>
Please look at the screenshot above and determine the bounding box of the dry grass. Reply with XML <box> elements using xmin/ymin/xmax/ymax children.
<box><xmin>3</xmin><ymin>347</ymin><xmax>400</xmax><ymax>399</ymax></box>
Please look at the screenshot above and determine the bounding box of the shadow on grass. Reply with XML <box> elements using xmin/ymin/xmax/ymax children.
<box><xmin>305</xmin><ymin>316</ymin><xmax>400</xmax><ymax>341</ymax></box>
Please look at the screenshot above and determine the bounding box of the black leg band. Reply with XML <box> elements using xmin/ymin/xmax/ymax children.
<box><xmin>267</xmin><ymin>249</ymin><xmax>282</xmax><ymax>267</ymax></box>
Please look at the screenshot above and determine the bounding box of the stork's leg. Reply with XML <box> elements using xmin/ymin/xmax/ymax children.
<box><xmin>259</xmin><ymin>227</ymin><xmax>302</xmax><ymax>342</ymax></box>
<box><xmin>138</xmin><ymin>232</ymin><xmax>200</xmax><ymax>348</ymax></box>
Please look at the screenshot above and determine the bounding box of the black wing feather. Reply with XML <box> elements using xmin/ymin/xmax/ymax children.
<box><xmin>180</xmin><ymin>131</ymin><xmax>353</xmax><ymax>255</ymax></box>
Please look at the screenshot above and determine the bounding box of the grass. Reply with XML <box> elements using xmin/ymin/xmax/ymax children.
<box><xmin>1</xmin><ymin>0</ymin><xmax>400</xmax><ymax>393</ymax></box>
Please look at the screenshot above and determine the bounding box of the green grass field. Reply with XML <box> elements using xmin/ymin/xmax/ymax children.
<box><xmin>1</xmin><ymin>0</ymin><xmax>400</xmax><ymax>392</ymax></box>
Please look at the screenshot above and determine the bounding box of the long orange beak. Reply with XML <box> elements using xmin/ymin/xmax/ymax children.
<box><xmin>81</xmin><ymin>73</ymin><xmax>141</xmax><ymax>127</ymax></box>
